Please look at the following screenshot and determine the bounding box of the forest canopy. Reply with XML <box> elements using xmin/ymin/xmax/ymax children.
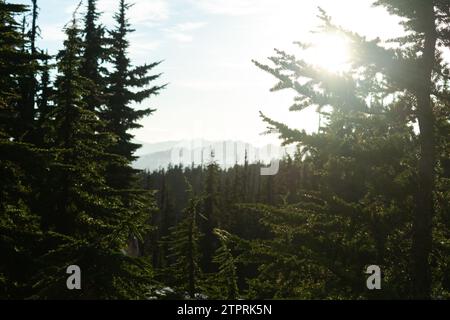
<box><xmin>0</xmin><ymin>0</ymin><xmax>449</xmax><ymax>300</ymax></box>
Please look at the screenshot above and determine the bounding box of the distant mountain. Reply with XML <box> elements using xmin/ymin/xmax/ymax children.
<box><xmin>134</xmin><ymin>140</ymin><xmax>183</xmax><ymax>156</ymax></box>
<box><xmin>133</xmin><ymin>139</ymin><xmax>297</xmax><ymax>171</ymax></box>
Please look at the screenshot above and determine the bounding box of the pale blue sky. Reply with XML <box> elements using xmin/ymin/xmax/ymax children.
<box><xmin>15</xmin><ymin>0</ymin><xmax>404</xmax><ymax>146</ymax></box>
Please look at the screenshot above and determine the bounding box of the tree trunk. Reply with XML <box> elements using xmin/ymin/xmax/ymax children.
<box><xmin>411</xmin><ymin>1</ymin><xmax>437</xmax><ymax>300</ymax></box>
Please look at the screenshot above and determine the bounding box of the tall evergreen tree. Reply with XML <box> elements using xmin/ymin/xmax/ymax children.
<box><xmin>251</xmin><ymin>2</ymin><xmax>450</xmax><ymax>299</ymax></box>
<box><xmin>0</xmin><ymin>0</ymin><xmax>44</xmax><ymax>298</ymax></box>
<box><xmin>35</xmin><ymin>53</ymin><xmax>53</xmax><ymax>131</ymax></box>
<box><xmin>211</xmin><ymin>229</ymin><xmax>239</xmax><ymax>299</ymax></box>
<box><xmin>162</xmin><ymin>182</ymin><xmax>203</xmax><ymax>298</ymax></box>
<box><xmin>80</xmin><ymin>0</ymin><xmax>106</xmax><ymax>113</ymax></box>
<box><xmin>151</xmin><ymin>170</ymin><xmax>174</xmax><ymax>268</ymax></box>
<box><xmin>34</xmin><ymin>17</ymin><xmax>153</xmax><ymax>299</ymax></box>
<box><xmin>244</xmin><ymin>108</ymin><xmax>417</xmax><ymax>298</ymax></box>
<box><xmin>325</xmin><ymin>1</ymin><xmax>448</xmax><ymax>299</ymax></box>
<box><xmin>200</xmin><ymin>156</ymin><xmax>221</xmax><ymax>273</ymax></box>
<box><xmin>103</xmin><ymin>0</ymin><xmax>165</xmax><ymax>189</ymax></box>
<box><xmin>17</xmin><ymin>0</ymin><xmax>42</xmax><ymax>142</ymax></box>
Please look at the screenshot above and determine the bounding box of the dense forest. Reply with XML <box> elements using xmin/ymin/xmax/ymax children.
<box><xmin>0</xmin><ymin>0</ymin><xmax>449</xmax><ymax>300</ymax></box>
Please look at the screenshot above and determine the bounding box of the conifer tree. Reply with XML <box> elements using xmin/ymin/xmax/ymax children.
<box><xmin>151</xmin><ymin>170</ymin><xmax>174</xmax><ymax>268</ymax></box>
<box><xmin>252</xmin><ymin>2</ymin><xmax>450</xmax><ymax>299</ymax></box>
<box><xmin>200</xmin><ymin>156</ymin><xmax>221</xmax><ymax>273</ymax></box>
<box><xmin>163</xmin><ymin>182</ymin><xmax>203</xmax><ymax>298</ymax></box>
<box><xmin>103</xmin><ymin>0</ymin><xmax>165</xmax><ymax>189</ymax></box>
<box><xmin>35</xmin><ymin>54</ymin><xmax>53</xmax><ymax>133</ymax></box>
<box><xmin>34</xmin><ymin>17</ymin><xmax>153</xmax><ymax>299</ymax></box>
<box><xmin>80</xmin><ymin>0</ymin><xmax>106</xmax><ymax>113</ymax></box>
<box><xmin>359</xmin><ymin>0</ymin><xmax>444</xmax><ymax>299</ymax></box>
<box><xmin>16</xmin><ymin>0</ymin><xmax>42</xmax><ymax>142</ymax></box>
<box><xmin>244</xmin><ymin>108</ymin><xmax>417</xmax><ymax>298</ymax></box>
<box><xmin>0</xmin><ymin>0</ymin><xmax>44</xmax><ymax>298</ymax></box>
<box><xmin>318</xmin><ymin>2</ymin><xmax>449</xmax><ymax>298</ymax></box>
<box><xmin>29</xmin><ymin>0</ymin><xmax>37</xmax><ymax>55</ymax></box>
<box><xmin>211</xmin><ymin>229</ymin><xmax>239</xmax><ymax>299</ymax></box>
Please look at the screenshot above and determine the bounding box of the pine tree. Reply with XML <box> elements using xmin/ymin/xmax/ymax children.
<box><xmin>103</xmin><ymin>0</ymin><xmax>165</xmax><ymax>190</ymax></box>
<box><xmin>35</xmin><ymin>53</ymin><xmax>54</xmax><ymax>140</ymax></box>
<box><xmin>162</xmin><ymin>182</ymin><xmax>203</xmax><ymax>298</ymax></box>
<box><xmin>152</xmin><ymin>170</ymin><xmax>174</xmax><ymax>268</ymax></box>
<box><xmin>200</xmin><ymin>155</ymin><xmax>221</xmax><ymax>273</ymax></box>
<box><xmin>33</xmin><ymin>17</ymin><xmax>153</xmax><ymax>299</ymax></box>
<box><xmin>16</xmin><ymin>0</ymin><xmax>43</xmax><ymax>143</ymax></box>
<box><xmin>29</xmin><ymin>0</ymin><xmax>37</xmax><ymax>55</ymax></box>
<box><xmin>80</xmin><ymin>0</ymin><xmax>106</xmax><ymax>113</ymax></box>
<box><xmin>211</xmin><ymin>229</ymin><xmax>239</xmax><ymax>299</ymax></box>
<box><xmin>0</xmin><ymin>0</ymin><xmax>44</xmax><ymax>298</ymax></box>
<box><xmin>245</xmin><ymin>108</ymin><xmax>417</xmax><ymax>298</ymax></box>
<box><xmin>317</xmin><ymin>1</ymin><xmax>448</xmax><ymax>298</ymax></box>
<box><xmin>251</xmin><ymin>2</ymin><xmax>450</xmax><ymax>298</ymax></box>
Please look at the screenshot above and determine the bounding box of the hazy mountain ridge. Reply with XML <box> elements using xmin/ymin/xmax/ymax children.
<box><xmin>133</xmin><ymin>139</ymin><xmax>297</xmax><ymax>171</ymax></box>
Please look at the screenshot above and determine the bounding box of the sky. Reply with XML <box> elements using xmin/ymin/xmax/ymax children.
<box><xmin>14</xmin><ymin>0</ymin><xmax>405</xmax><ymax>146</ymax></box>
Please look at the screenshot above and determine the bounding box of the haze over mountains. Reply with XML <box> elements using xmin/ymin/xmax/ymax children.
<box><xmin>133</xmin><ymin>139</ymin><xmax>297</xmax><ymax>171</ymax></box>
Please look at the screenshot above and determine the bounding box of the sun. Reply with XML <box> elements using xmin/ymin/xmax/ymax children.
<box><xmin>304</xmin><ymin>32</ymin><xmax>351</xmax><ymax>73</ymax></box>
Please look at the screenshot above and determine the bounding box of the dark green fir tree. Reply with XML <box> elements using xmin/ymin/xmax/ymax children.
<box><xmin>103</xmin><ymin>0</ymin><xmax>166</xmax><ymax>190</ymax></box>
<box><xmin>0</xmin><ymin>0</ymin><xmax>44</xmax><ymax>299</ymax></box>
<box><xmin>80</xmin><ymin>0</ymin><xmax>106</xmax><ymax>113</ymax></box>
<box><xmin>162</xmin><ymin>182</ymin><xmax>203</xmax><ymax>299</ymax></box>
<box><xmin>33</xmin><ymin>17</ymin><xmax>153</xmax><ymax>299</ymax></box>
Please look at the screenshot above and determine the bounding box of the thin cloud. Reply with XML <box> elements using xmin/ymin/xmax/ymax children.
<box><xmin>40</xmin><ymin>24</ymin><xmax>66</xmax><ymax>42</ymax></box>
<box><xmin>175</xmin><ymin>22</ymin><xmax>207</xmax><ymax>32</ymax></box>
<box><xmin>192</xmin><ymin>0</ymin><xmax>276</xmax><ymax>16</ymax></box>
<box><xmin>165</xmin><ymin>21</ymin><xmax>206</xmax><ymax>43</ymax></box>
<box><xmin>95</xmin><ymin>0</ymin><xmax>169</xmax><ymax>25</ymax></box>
<box><xmin>130</xmin><ymin>39</ymin><xmax>161</xmax><ymax>53</ymax></box>
<box><xmin>129</xmin><ymin>0</ymin><xmax>169</xmax><ymax>25</ymax></box>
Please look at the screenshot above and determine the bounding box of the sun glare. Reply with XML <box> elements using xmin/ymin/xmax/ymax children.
<box><xmin>304</xmin><ymin>33</ymin><xmax>351</xmax><ymax>73</ymax></box>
